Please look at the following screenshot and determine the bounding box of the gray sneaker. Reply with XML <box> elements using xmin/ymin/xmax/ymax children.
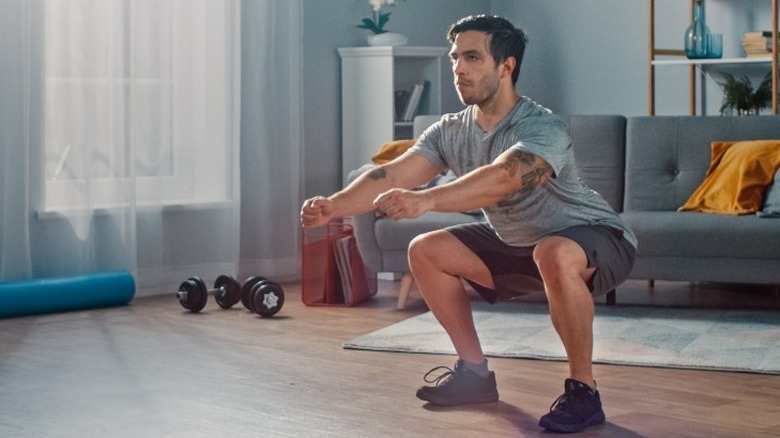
<box><xmin>539</xmin><ymin>378</ymin><xmax>606</xmax><ymax>433</ymax></box>
<box><xmin>415</xmin><ymin>360</ymin><xmax>499</xmax><ymax>407</ymax></box>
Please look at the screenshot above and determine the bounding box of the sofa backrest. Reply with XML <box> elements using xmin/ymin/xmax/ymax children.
<box><xmin>414</xmin><ymin>115</ymin><xmax>440</xmax><ymax>137</ymax></box>
<box><xmin>559</xmin><ymin>115</ymin><xmax>626</xmax><ymax>212</ymax></box>
<box><xmin>625</xmin><ymin>116</ymin><xmax>780</xmax><ymax>211</ymax></box>
<box><xmin>413</xmin><ymin>114</ymin><xmax>627</xmax><ymax>212</ymax></box>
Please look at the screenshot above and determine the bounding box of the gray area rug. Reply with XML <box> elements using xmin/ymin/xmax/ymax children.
<box><xmin>344</xmin><ymin>301</ymin><xmax>780</xmax><ymax>374</ymax></box>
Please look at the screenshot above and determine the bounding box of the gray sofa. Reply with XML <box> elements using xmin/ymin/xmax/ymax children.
<box><xmin>350</xmin><ymin>115</ymin><xmax>780</xmax><ymax>308</ymax></box>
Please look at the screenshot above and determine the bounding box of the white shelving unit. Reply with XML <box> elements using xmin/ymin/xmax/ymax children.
<box><xmin>648</xmin><ymin>0</ymin><xmax>778</xmax><ymax>115</ymax></box>
<box><xmin>338</xmin><ymin>46</ymin><xmax>448</xmax><ymax>184</ymax></box>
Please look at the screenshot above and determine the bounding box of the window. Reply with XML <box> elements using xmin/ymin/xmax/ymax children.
<box><xmin>43</xmin><ymin>0</ymin><xmax>234</xmax><ymax>211</ymax></box>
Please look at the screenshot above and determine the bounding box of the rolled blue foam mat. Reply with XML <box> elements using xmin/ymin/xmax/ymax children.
<box><xmin>0</xmin><ymin>270</ymin><xmax>135</xmax><ymax>318</ymax></box>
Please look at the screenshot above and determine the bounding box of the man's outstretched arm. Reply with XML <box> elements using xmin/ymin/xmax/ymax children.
<box><xmin>300</xmin><ymin>151</ymin><xmax>440</xmax><ymax>227</ymax></box>
<box><xmin>373</xmin><ymin>148</ymin><xmax>552</xmax><ymax>220</ymax></box>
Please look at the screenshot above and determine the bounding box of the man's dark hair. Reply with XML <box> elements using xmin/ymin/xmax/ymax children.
<box><xmin>447</xmin><ymin>15</ymin><xmax>528</xmax><ymax>85</ymax></box>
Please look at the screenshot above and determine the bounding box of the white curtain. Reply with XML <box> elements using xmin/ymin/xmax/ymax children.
<box><xmin>238</xmin><ymin>0</ymin><xmax>303</xmax><ymax>279</ymax></box>
<box><xmin>1</xmin><ymin>0</ymin><xmax>244</xmax><ymax>296</ymax></box>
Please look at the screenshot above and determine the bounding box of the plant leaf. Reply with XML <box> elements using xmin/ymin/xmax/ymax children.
<box><xmin>356</xmin><ymin>18</ymin><xmax>381</xmax><ymax>33</ymax></box>
<box><xmin>377</xmin><ymin>11</ymin><xmax>391</xmax><ymax>30</ymax></box>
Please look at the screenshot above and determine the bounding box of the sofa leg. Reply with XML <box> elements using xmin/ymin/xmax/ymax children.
<box><xmin>606</xmin><ymin>289</ymin><xmax>616</xmax><ymax>306</ymax></box>
<box><xmin>397</xmin><ymin>272</ymin><xmax>415</xmax><ymax>310</ymax></box>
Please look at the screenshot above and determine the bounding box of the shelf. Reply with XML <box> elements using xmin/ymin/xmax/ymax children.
<box><xmin>655</xmin><ymin>57</ymin><xmax>776</xmax><ymax>88</ymax></box>
<box><xmin>337</xmin><ymin>46</ymin><xmax>448</xmax><ymax>58</ymax></box>
<box><xmin>648</xmin><ymin>0</ymin><xmax>778</xmax><ymax>115</ymax></box>
<box><xmin>652</xmin><ymin>57</ymin><xmax>774</xmax><ymax>66</ymax></box>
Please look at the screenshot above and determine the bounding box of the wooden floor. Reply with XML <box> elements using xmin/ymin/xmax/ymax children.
<box><xmin>0</xmin><ymin>279</ymin><xmax>779</xmax><ymax>437</ymax></box>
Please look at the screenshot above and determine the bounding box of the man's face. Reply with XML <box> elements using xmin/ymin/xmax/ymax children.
<box><xmin>448</xmin><ymin>30</ymin><xmax>502</xmax><ymax>106</ymax></box>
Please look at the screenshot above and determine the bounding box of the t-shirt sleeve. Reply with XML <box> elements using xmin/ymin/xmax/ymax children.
<box><xmin>509</xmin><ymin>116</ymin><xmax>571</xmax><ymax>177</ymax></box>
<box><xmin>408</xmin><ymin>119</ymin><xmax>449</xmax><ymax>173</ymax></box>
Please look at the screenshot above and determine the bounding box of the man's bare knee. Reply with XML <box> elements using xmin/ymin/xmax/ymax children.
<box><xmin>534</xmin><ymin>237</ymin><xmax>592</xmax><ymax>284</ymax></box>
<box><xmin>408</xmin><ymin>231</ymin><xmax>440</xmax><ymax>267</ymax></box>
<box><xmin>534</xmin><ymin>238</ymin><xmax>572</xmax><ymax>270</ymax></box>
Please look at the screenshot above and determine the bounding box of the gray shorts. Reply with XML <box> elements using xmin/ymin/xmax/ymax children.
<box><xmin>446</xmin><ymin>222</ymin><xmax>636</xmax><ymax>303</ymax></box>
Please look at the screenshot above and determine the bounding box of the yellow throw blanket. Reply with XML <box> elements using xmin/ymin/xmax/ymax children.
<box><xmin>371</xmin><ymin>139</ymin><xmax>417</xmax><ymax>164</ymax></box>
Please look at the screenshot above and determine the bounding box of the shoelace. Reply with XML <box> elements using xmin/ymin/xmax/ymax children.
<box><xmin>423</xmin><ymin>365</ymin><xmax>457</xmax><ymax>386</ymax></box>
<box><xmin>548</xmin><ymin>393</ymin><xmax>571</xmax><ymax>412</ymax></box>
<box><xmin>548</xmin><ymin>389</ymin><xmax>589</xmax><ymax>413</ymax></box>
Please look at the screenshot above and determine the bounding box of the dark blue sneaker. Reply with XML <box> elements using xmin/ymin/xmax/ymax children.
<box><xmin>415</xmin><ymin>360</ymin><xmax>499</xmax><ymax>407</ymax></box>
<box><xmin>539</xmin><ymin>378</ymin><xmax>606</xmax><ymax>433</ymax></box>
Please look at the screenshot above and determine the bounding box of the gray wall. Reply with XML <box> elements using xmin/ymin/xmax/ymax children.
<box><xmin>494</xmin><ymin>1</ymin><xmax>652</xmax><ymax>116</ymax></box>
<box><xmin>495</xmin><ymin>0</ymin><xmax>773</xmax><ymax>117</ymax></box>
<box><xmin>301</xmin><ymin>0</ymin><xmax>775</xmax><ymax>199</ymax></box>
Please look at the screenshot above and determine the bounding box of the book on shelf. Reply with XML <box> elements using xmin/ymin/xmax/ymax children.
<box><xmin>401</xmin><ymin>82</ymin><xmax>423</xmax><ymax>122</ymax></box>
<box><xmin>394</xmin><ymin>89</ymin><xmax>409</xmax><ymax>121</ymax></box>
<box><xmin>742</xmin><ymin>30</ymin><xmax>778</xmax><ymax>58</ymax></box>
<box><xmin>397</xmin><ymin>80</ymin><xmax>431</xmax><ymax>122</ymax></box>
<box><xmin>743</xmin><ymin>39</ymin><xmax>777</xmax><ymax>48</ymax></box>
<box><xmin>745</xmin><ymin>52</ymin><xmax>773</xmax><ymax>59</ymax></box>
<box><xmin>743</xmin><ymin>47</ymin><xmax>775</xmax><ymax>58</ymax></box>
<box><xmin>743</xmin><ymin>42</ymin><xmax>773</xmax><ymax>50</ymax></box>
<box><xmin>743</xmin><ymin>30</ymin><xmax>774</xmax><ymax>40</ymax></box>
<box><xmin>417</xmin><ymin>80</ymin><xmax>431</xmax><ymax>120</ymax></box>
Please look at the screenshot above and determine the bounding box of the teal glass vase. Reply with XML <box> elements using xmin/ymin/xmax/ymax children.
<box><xmin>684</xmin><ymin>0</ymin><xmax>711</xmax><ymax>59</ymax></box>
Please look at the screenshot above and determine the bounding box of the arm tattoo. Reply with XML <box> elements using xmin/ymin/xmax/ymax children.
<box><xmin>503</xmin><ymin>150</ymin><xmax>553</xmax><ymax>194</ymax></box>
<box><xmin>501</xmin><ymin>150</ymin><xmax>535</xmax><ymax>177</ymax></box>
<box><xmin>367</xmin><ymin>167</ymin><xmax>387</xmax><ymax>180</ymax></box>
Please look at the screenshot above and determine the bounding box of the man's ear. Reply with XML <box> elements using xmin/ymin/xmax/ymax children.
<box><xmin>500</xmin><ymin>56</ymin><xmax>516</xmax><ymax>79</ymax></box>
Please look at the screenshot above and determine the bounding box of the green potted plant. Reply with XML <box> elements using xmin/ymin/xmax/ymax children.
<box><xmin>719</xmin><ymin>72</ymin><xmax>773</xmax><ymax>115</ymax></box>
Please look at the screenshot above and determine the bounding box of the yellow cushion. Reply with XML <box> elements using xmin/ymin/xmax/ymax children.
<box><xmin>371</xmin><ymin>139</ymin><xmax>417</xmax><ymax>164</ymax></box>
<box><xmin>679</xmin><ymin>140</ymin><xmax>780</xmax><ymax>215</ymax></box>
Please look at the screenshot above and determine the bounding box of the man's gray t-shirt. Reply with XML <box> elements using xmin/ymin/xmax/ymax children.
<box><xmin>409</xmin><ymin>97</ymin><xmax>637</xmax><ymax>248</ymax></box>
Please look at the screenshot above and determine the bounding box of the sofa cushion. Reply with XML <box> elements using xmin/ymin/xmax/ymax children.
<box><xmin>679</xmin><ymin>140</ymin><xmax>780</xmax><ymax>215</ymax></box>
<box><xmin>374</xmin><ymin>212</ymin><xmax>482</xmax><ymax>251</ymax></box>
<box><xmin>621</xmin><ymin>210</ymin><xmax>780</xmax><ymax>259</ymax></box>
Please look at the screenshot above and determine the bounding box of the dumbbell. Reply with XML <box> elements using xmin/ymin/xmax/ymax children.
<box><xmin>239</xmin><ymin>276</ymin><xmax>285</xmax><ymax>317</ymax></box>
<box><xmin>176</xmin><ymin>274</ymin><xmax>242</xmax><ymax>313</ymax></box>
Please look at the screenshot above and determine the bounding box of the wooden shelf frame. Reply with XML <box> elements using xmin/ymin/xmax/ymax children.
<box><xmin>649</xmin><ymin>0</ymin><xmax>779</xmax><ymax>115</ymax></box>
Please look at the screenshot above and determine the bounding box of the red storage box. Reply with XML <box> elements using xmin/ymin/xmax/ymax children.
<box><xmin>301</xmin><ymin>222</ymin><xmax>377</xmax><ymax>306</ymax></box>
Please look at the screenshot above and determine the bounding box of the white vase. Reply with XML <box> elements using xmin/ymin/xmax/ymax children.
<box><xmin>367</xmin><ymin>32</ymin><xmax>409</xmax><ymax>47</ymax></box>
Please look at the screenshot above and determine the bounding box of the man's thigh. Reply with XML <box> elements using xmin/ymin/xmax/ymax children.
<box><xmin>409</xmin><ymin>227</ymin><xmax>494</xmax><ymax>289</ymax></box>
<box><xmin>444</xmin><ymin>222</ymin><xmax>635</xmax><ymax>302</ymax></box>
<box><xmin>445</xmin><ymin>222</ymin><xmax>542</xmax><ymax>303</ymax></box>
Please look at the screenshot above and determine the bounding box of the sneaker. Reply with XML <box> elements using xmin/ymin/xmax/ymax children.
<box><xmin>415</xmin><ymin>360</ymin><xmax>499</xmax><ymax>407</ymax></box>
<box><xmin>538</xmin><ymin>378</ymin><xmax>606</xmax><ymax>433</ymax></box>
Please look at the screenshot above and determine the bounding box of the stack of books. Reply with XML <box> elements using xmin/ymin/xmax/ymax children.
<box><xmin>743</xmin><ymin>31</ymin><xmax>777</xmax><ymax>59</ymax></box>
<box><xmin>394</xmin><ymin>80</ymin><xmax>431</xmax><ymax>122</ymax></box>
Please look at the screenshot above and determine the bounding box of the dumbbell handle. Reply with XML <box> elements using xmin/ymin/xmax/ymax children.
<box><xmin>176</xmin><ymin>285</ymin><xmax>228</xmax><ymax>300</ymax></box>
